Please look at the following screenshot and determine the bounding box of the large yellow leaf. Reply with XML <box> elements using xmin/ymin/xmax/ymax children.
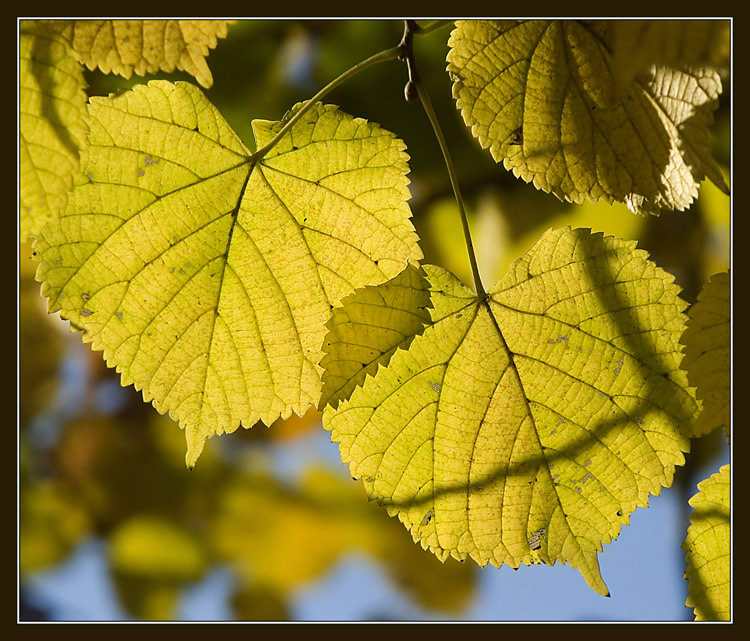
<box><xmin>611</xmin><ymin>20</ymin><xmax>730</xmax><ymax>95</ymax></box>
<box><xmin>34</xmin><ymin>81</ymin><xmax>421</xmax><ymax>467</ymax></box>
<box><xmin>683</xmin><ymin>464</ymin><xmax>730</xmax><ymax>621</ymax></box>
<box><xmin>324</xmin><ymin>227</ymin><xmax>697</xmax><ymax>596</ymax></box>
<box><xmin>446</xmin><ymin>20</ymin><xmax>728</xmax><ymax>215</ymax></box>
<box><xmin>680</xmin><ymin>271</ymin><xmax>730</xmax><ymax>439</ymax></box>
<box><xmin>47</xmin><ymin>20</ymin><xmax>233</xmax><ymax>88</ymax></box>
<box><xmin>19</xmin><ymin>20</ymin><xmax>88</xmax><ymax>241</ymax></box>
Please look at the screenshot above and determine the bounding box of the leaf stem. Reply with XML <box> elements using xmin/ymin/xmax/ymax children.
<box><xmin>249</xmin><ymin>45</ymin><xmax>401</xmax><ymax>163</ymax></box>
<box><xmin>399</xmin><ymin>21</ymin><xmax>486</xmax><ymax>298</ymax></box>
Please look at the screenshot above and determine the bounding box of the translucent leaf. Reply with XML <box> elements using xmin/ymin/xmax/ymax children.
<box><xmin>34</xmin><ymin>80</ymin><xmax>421</xmax><ymax>468</ymax></box>
<box><xmin>680</xmin><ymin>271</ymin><xmax>730</xmax><ymax>438</ymax></box>
<box><xmin>47</xmin><ymin>19</ymin><xmax>233</xmax><ymax>88</ymax></box>
<box><xmin>683</xmin><ymin>464</ymin><xmax>730</xmax><ymax>621</ymax></box>
<box><xmin>611</xmin><ymin>20</ymin><xmax>730</xmax><ymax>95</ymax></box>
<box><xmin>320</xmin><ymin>263</ymin><xmax>432</xmax><ymax>410</ymax></box>
<box><xmin>324</xmin><ymin>227</ymin><xmax>697</xmax><ymax>596</ymax></box>
<box><xmin>446</xmin><ymin>20</ymin><xmax>728</xmax><ymax>215</ymax></box>
<box><xmin>19</xmin><ymin>20</ymin><xmax>88</xmax><ymax>241</ymax></box>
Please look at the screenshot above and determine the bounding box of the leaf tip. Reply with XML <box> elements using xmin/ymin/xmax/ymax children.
<box><xmin>184</xmin><ymin>427</ymin><xmax>206</xmax><ymax>470</ymax></box>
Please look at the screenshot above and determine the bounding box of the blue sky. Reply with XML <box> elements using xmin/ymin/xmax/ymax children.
<box><xmin>23</xmin><ymin>422</ymin><xmax>728</xmax><ymax>622</ymax></box>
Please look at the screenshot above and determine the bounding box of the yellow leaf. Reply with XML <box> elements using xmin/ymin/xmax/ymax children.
<box><xmin>683</xmin><ymin>464</ymin><xmax>730</xmax><ymax>621</ymax></box>
<box><xmin>19</xmin><ymin>20</ymin><xmax>88</xmax><ymax>241</ymax></box>
<box><xmin>325</xmin><ymin>227</ymin><xmax>697</xmax><ymax>596</ymax></box>
<box><xmin>320</xmin><ymin>263</ymin><xmax>431</xmax><ymax>409</ymax></box>
<box><xmin>34</xmin><ymin>81</ymin><xmax>421</xmax><ymax>467</ymax></box>
<box><xmin>446</xmin><ymin>20</ymin><xmax>728</xmax><ymax>215</ymax></box>
<box><xmin>611</xmin><ymin>20</ymin><xmax>730</xmax><ymax>95</ymax></box>
<box><xmin>211</xmin><ymin>467</ymin><xmax>475</xmax><ymax>612</ymax></box>
<box><xmin>47</xmin><ymin>19</ymin><xmax>233</xmax><ymax>88</ymax></box>
<box><xmin>20</xmin><ymin>481</ymin><xmax>90</xmax><ymax>573</ymax></box>
<box><xmin>110</xmin><ymin>516</ymin><xmax>207</xmax><ymax>581</ymax></box>
<box><xmin>680</xmin><ymin>271</ymin><xmax>730</xmax><ymax>438</ymax></box>
<box><xmin>109</xmin><ymin>515</ymin><xmax>207</xmax><ymax>620</ymax></box>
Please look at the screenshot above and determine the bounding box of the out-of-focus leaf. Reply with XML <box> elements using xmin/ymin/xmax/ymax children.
<box><xmin>112</xmin><ymin>575</ymin><xmax>180</xmax><ymax>621</ymax></box>
<box><xmin>20</xmin><ymin>481</ymin><xmax>90</xmax><ymax>573</ymax></box>
<box><xmin>20</xmin><ymin>242</ymin><xmax>64</xmax><ymax>426</ymax></box>
<box><xmin>109</xmin><ymin>516</ymin><xmax>208</xmax><ymax>620</ymax></box>
<box><xmin>698</xmin><ymin>166</ymin><xmax>730</xmax><ymax>281</ymax></box>
<box><xmin>211</xmin><ymin>466</ymin><xmax>476</xmax><ymax>613</ymax></box>
<box><xmin>110</xmin><ymin>516</ymin><xmax>207</xmax><ymax>581</ymax></box>
<box><xmin>680</xmin><ymin>272</ymin><xmax>730</xmax><ymax>439</ymax></box>
<box><xmin>230</xmin><ymin>583</ymin><xmax>290</xmax><ymax>621</ymax></box>
<box><xmin>55</xmin><ymin>416</ymin><xmax>192</xmax><ymax>528</ymax></box>
<box><xmin>683</xmin><ymin>464</ymin><xmax>730</xmax><ymax>621</ymax></box>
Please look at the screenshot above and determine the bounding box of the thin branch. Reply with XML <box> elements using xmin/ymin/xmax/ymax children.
<box><xmin>399</xmin><ymin>20</ymin><xmax>486</xmax><ymax>298</ymax></box>
<box><xmin>249</xmin><ymin>45</ymin><xmax>401</xmax><ymax>163</ymax></box>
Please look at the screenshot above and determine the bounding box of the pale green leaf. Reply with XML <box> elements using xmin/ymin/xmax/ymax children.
<box><xmin>320</xmin><ymin>263</ymin><xmax>431</xmax><ymax>410</ymax></box>
<box><xmin>34</xmin><ymin>81</ymin><xmax>422</xmax><ymax>467</ymax></box>
<box><xmin>19</xmin><ymin>20</ymin><xmax>88</xmax><ymax>241</ymax></box>
<box><xmin>611</xmin><ymin>20</ymin><xmax>730</xmax><ymax>95</ymax></box>
<box><xmin>46</xmin><ymin>19</ymin><xmax>233</xmax><ymax>88</ymax></box>
<box><xmin>680</xmin><ymin>271</ymin><xmax>730</xmax><ymax>439</ymax></box>
<box><xmin>446</xmin><ymin>20</ymin><xmax>728</xmax><ymax>215</ymax></box>
<box><xmin>683</xmin><ymin>464</ymin><xmax>730</xmax><ymax>621</ymax></box>
<box><xmin>324</xmin><ymin>226</ymin><xmax>697</xmax><ymax>596</ymax></box>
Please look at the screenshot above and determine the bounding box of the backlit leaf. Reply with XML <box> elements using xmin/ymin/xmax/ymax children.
<box><xmin>320</xmin><ymin>263</ymin><xmax>431</xmax><ymax>410</ymax></box>
<box><xmin>324</xmin><ymin>227</ymin><xmax>697</xmax><ymax>596</ymax></box>
<box><xmin>34</xmin><ymin>80</ymin><xmax>421</xmax><ymax>467</ymax></box>
<box><xmin>683</xmin><ymin>464</ymin><xmax>730</xmax><ymax>621</ymax></box>
<box><xmin>680</xmin><ymin>271</ymin><xmax>730</xmax><ymax>438</ymax></box>
<box><xmin>47</xmin><ymin>20</ymin><xmax>233</xmax><ymax>88</ymax></box>
<box><xmin>446</xmin><ymin>20</ymin><xmax>728</xmax><ymax>215</ymax></box>
<box><xmin>19</xmin><ymin>20</ymin><xmax>88</xmax><ymax>241</ymax></box>
<box><xmin>611</xmin><ymin>20</ymin><xmax>730</xmax><ymax>95</ymax></box>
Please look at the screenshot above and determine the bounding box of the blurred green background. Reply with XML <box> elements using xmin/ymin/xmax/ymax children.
<box><xmin>19</xmin><ymin>20</ymin><xmax>730</xmax><ymax>621</ymax></box>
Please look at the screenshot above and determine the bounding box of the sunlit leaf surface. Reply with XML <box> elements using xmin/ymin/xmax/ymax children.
<box><xmin>683</xmin><ymin>464</ymin><xmax>730</xmax><ymax>621</ymax></box>
<box><xmin>325</xmin><ymin>227</ymin><xmax>697</xmax><ymax>595</ymax></box>
<box><xmin>35</xmin><ymin>81</ymin><xmax>421</xmax><ymax>467</ymax></box>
